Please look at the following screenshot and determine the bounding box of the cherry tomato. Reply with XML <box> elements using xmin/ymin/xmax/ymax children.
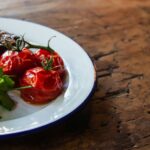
<box><xmin>0</xmin><ymin>48</ymin><xmax>37</xmax><ymax>75</ymax></box>
<box><xmin>34</xmin><ymin>49</ymin><xmax>66</xmax><ymax>80</ymax></box>
<box><xmin>20</xmin><ymin>67</ymin><xmax>63</xmax><ymax>104</ymax></box>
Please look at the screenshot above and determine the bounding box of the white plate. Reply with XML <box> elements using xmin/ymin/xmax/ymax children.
<box><xmin>0</xmin><ymin>18</ymin><xmax>96</xmax><ymax>137</ymax></box>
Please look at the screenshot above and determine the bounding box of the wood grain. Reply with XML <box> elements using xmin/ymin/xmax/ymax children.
<box><xmin>0</xmin><ymin>0</ymin><xmax>150</xmax><ymax>149</ymax></box>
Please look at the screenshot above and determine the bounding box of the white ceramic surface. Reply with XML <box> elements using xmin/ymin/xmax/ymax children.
<box><xmin>0</xmin><ymin>18</ymin><xmax>95</xmax><ymax>136</ymax></box>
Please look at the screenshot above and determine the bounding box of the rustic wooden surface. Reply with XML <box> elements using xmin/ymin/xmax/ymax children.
<box><xmin>0</xmin><ymin>0</ymin><xmax>150</xmax><ymax>149</ymax></box>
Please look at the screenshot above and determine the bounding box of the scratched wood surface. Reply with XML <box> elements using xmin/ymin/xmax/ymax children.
<box><xmin>0</xmin><ymin>0</ymin><xmax>150</xmax><ymax>149</ymax></box>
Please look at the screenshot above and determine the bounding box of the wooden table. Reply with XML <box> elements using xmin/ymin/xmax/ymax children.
<box><xmin>0</xmin><ymin>0</ymin><xmax>150</xmax><ymax>149</ymax></box>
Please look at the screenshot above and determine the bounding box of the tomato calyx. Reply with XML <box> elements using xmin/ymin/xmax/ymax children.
<box><xmin>41</xmin><ymin>55</ymin><xmax>62</xmax><ymax>72</ymax></box>
<box><xmin>41</xmin><ymin>57</ymin><xmax>53</xmax><ymax>71</ymax></box>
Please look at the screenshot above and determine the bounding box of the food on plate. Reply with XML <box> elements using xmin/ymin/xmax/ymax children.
<box><xmin>0</xmin><ymin>31</ymin><xmax>66</xmax><ymax>110</ymax></box>
<box><xmin>35</xmin><ymin>49</ymin><xmax>65</xmax><ymax>80</ymax></box>
<box><xmin>20</xmin><ymin>66</ymin><xmax>63</xmax><ymax>104</ymax></box>
<box><xmin>0</xmin><ymin>68</ymin><xmax>15</xmax><ymax>110</ymax></box>
<box><xmin>0</xmin><ymin>48</ymin><xmax>37</xmax><ymax>75</ymax></box>
<box><xmin>0</xmin><ymin>30</ymin><xmax>19</xmax><ymax>55</ymax></box>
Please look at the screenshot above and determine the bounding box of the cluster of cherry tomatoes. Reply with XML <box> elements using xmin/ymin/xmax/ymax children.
<box><xmin>0</xmin><ymin>46</ymin><xmax>66</xmax><ymax>104</ymax></box>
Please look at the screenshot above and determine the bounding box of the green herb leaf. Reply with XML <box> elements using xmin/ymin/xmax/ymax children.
<box><xmin>0</xmin><ymin>91</ymin><xmax>15</xmax><ymax>110</ymax></box>
<box><xmin>0</xmin><ymin>68</ymin><xmax>3</xmax><ymax>76</ymax></box>
<box><xmin>3</xmin><ymin>75</ymin><xmax>15</xmax><ymax>89</ymax></box>
<box><xmin>0</xmin><ymin>69</ymin><xmax>15</xmax><ymax>110</ymax></box>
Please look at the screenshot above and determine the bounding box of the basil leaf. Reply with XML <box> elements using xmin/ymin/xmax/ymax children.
<box><xmin>0</xmin><ymin>91</ymin><xmax>15</xmax><ymax>110</ymax></box>
<box><xmin>0</xmin><ymin>68</ymin><xmax>3</xmax><ymax>76</ymax></box>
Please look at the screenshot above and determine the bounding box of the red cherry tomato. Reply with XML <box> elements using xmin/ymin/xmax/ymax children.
<box><xmin>20</xmin><ymin>67</ymin><xmax>63</xmax><ymax>104</ymax></box>
<box><xmin>34</xmin><ymin>49</ymin><xmax>66</xmax><ymax>80</ymax></box>
<box><xmin>0</xmin><ymin>48</ymin><xmax>36</xmax><ymax>75</ymax></box>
